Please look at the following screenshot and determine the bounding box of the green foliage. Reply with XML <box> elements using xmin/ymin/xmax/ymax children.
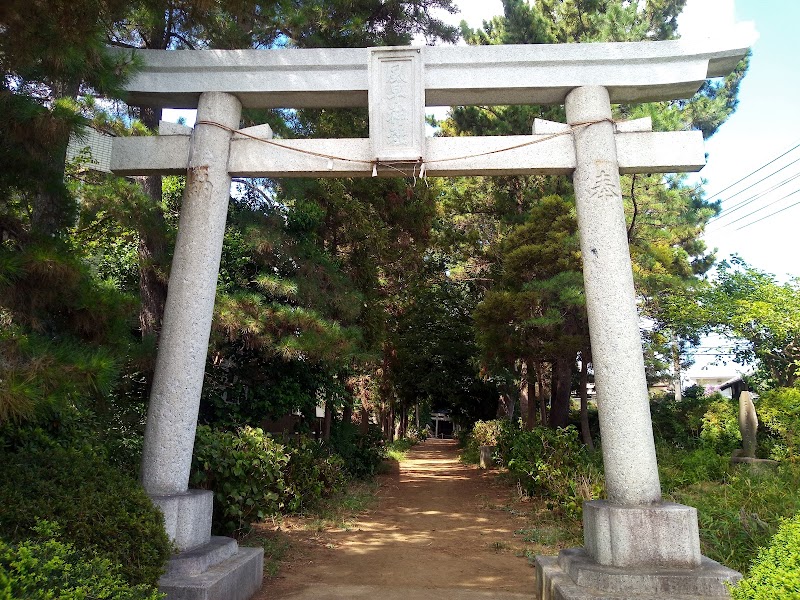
<box><xmin>191</xmin><ymin>425</ymin><xmax>353</xmax><ymax>535</ymax></box>
<box><xmin>392</xmin><ymin>280</ymin><xmax>499</xmax><ymax>426</ymax></box>
<box><xmin>0</xmin><ymin>448</ymin><xmax>171</xmax><ymax>587</ymax></box>
<box><xmin>757</xmin><ymin>387</ymin><xmax>800</xmax><ymax>461</ymax></box>
<box><xmin>650</xmin><ymin>387</ymin><xmax>711</xmax><ymax>447</ymax></box>
<box><xmin>703</xmin><ymin>258</ymin><xmax>800</xmax><ymax>388</ymax></box>
<box><xmin>191</xmin><ymin>425</ymin><xmax>291</xmax><ymax>535</ymax></box>
<box><xmin>284</xmin><ymin>436</ymin><xmax>347</xmax><ymax>513</ymax></box>
<box><xmin>701</xmin><ymin>396</ymin><xmax>742</xmax><ymax>454</ymax></box>
<box><xmin>730</xmin><ymin>511</ymin><xmax>800</xmax><ymax>599</ymax></box>
<box><xmin>472</xmin><ymin>419</ymin><xmax>503</xmax><ymax>446</ymax></box>
<box><xmin>385</xmin><ymin>437</ymin><xmax>416</xmax><ymax>461</ymax></box>
<box><xmin>670</xmin><ymin>463</ymin><xmax>800</xmax><ymax>574</ymax></box>
<box><xmin>200</xmin><ymin>356</ymin><xmax>334</xmax><ymax>428</ymax></box>
<box><xmin>496</xmin><ymin>422</ymin><xmax>603</xmax><ymax>517</ymax></box>
<box><xmin>657</xmin><ymin>444</ymin><xmax>730</xmax><ymax>494</ymax></box>
<box><xmin>0</xmin><ymin>521</ymin><xmax>164</xmax><ymax>600</ymax></box>
<box><xmin>328</xmin><ymin>422</ymin><xmax>386</xmax><ymax>479</ymax></box>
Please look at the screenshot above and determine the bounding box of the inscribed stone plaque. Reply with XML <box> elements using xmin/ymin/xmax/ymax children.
<box><xmin>368</xmin><ymin>47</ymin><xmax>425</xmax><ymax>163</ymax></box>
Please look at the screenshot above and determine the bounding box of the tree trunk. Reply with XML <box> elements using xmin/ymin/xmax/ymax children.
<box><xmin>535</xmin><ymin>362</ymin><xmax>548</xmax><ymax>425</ymax></box>
<box><xmin>496</xmin><ymin>389</ymin><xmax>514</xmax><ymax>420</ymax></box>
<box><xmin>549</xmin><ymin>355</ymin><xmax>573</xmax><ymax>429</ymax></box>
<box><xmin>672</xmin><ymin>331</ymin><xmax>682</xmax><ymax>402</ymax></box>
<box><xmin>31</xmin><ymin>81</ymin><xmax>80</xmax><ymax>239</ymax></box>
<box><xmin>323</xmin><ymin>400</ymin><xmax>332</xmax><ymax>441</ymax></box>
<box><xmin>519</xmin><ymin>359</ymin><xmax>531</xmax><ymax>429</ymax></box>
<box><xmin>360</xmin><ymin>406</ymin><xmax>370</xmax><ymax>434</ymax></box>
<box><xmin>579</xmin><ymin>349</ymin><xmax>594</xmax><ymax>449</ymax></box>
<box><xmin>527</xmin><ymin>374</ymin><xmax>538</xmax><ymax>428</ymax></box>
<box><xmin>136</xmin><ymin>107</ymin><xmax>169</xmax><ymax>340</ymax></box>
<box><xmin>342</xmin><ymin>402</ymin><xmax>353</xmax><ymax>425</ymax></box>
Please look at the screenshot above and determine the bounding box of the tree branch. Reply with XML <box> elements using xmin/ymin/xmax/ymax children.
<box><xmin>627</xmin><ymin>173</ymin><xmax>638</xmax><ymax>242</ymax></box>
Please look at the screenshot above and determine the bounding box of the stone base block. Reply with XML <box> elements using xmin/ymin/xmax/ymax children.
<box><xmin>534</xmin><ymin>548</ymin><xmax>741</xmax><ymax>600</ymax></box>
<box><xmin>159</xmin><ymin>539</ymin><xmax>263</xmax><ymax>600</ymax></box>
<box><xmin>584</xmin><ymin>500</ymin><xmax>701</xmax><ymax>568</ymax></box>
<box><xmin>150</xmin><ymin>490</ymin><xmax>213</xmax><ymax>552</ymax></box>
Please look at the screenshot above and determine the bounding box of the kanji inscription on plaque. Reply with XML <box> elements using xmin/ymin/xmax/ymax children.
<box><xmin>368</xmin><ymin>47</ymin><xmax>424</xmax><ymax>163</ymax></box>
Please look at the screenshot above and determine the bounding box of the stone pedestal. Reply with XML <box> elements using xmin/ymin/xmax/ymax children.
<box><xmin>583</xmin><ymin>501</ymin><xmax>701</xmax><ymax>568</ymax></box>
<box><xmin>535</xmin><ymin>548</ymin><xmax>741</xmax><ymax>600</ymax></box>
<box><xmin>151</xmin><ymin>490</ymin><xmax>214</xmax><ymax>552</ymax></box>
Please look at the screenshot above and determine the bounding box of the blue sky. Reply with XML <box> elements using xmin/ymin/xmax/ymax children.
<box><xmin>690</xmin><ymin>1</ymin><xmax>800</xmax><ymax>282</ymax></box>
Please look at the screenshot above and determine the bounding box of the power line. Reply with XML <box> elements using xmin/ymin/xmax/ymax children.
<box><xmin>737</xmin><ymin>193</ymin><xmax>800</xmax><ymax>231</ymax></box>
<box><xmin>710</xmin><ymin>158</ymin><xmax>800</xmax><ymax>217</ymax></box>
<box><xmin>710</xmin><ymin>171</ymin><xmax>800</xmax><ymax>223</ymax></box>
<box><xmin>719</xmin><ymin>188</ymin><xmax>800</xmax><ymax>230</ymax></box>
<box><xmin>704</xmin><ymin>140</ymin><xmax>800</xmax><ymax>199</ymax></box>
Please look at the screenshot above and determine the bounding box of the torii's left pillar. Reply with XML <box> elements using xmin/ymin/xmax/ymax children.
<box><xmin>140</xmin><ymin>92</ymin><xmax>264</xmax><ymax>599</ymax></box>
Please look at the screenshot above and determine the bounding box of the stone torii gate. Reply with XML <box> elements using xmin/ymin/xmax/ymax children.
<box><xmin>112</xmin><ymin>38</ymin><xmax>751</xmax><ymax>600</ymax></box>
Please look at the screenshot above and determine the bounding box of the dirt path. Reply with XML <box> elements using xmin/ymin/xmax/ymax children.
<box><xmin>255</xmin><ymin>438</ymin><xmax>537</xmax><ymax>599</ymax></box>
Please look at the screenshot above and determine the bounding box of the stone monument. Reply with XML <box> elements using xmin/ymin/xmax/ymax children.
<box><xmin>111</xmin><ymin>36</ymin><xmax>753</xmax><ymax>600</ymax></box>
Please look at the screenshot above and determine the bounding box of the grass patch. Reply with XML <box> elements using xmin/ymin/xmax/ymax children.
<box><xmin>303</xmin><ymin>480</ymin><xmax>378</xmax><ymax>531</ymax></box>
<box><xmin>668</xmin><ymin>463</ymin><xmax>800</xmax><ymax>575</ymax></box>
<box><xmin>386</xmin><ymin>438</ymin><xmax>415</xmax><ymax>462</ymax></box>
<box><xmin>240</xmin><ymin>530</ymin><xmax>292</xmax><ymax>578</ymax></box>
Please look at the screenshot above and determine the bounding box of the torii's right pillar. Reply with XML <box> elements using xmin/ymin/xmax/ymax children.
<box><xmin>534</xmin><ymin>86</ymin><xmax>742</xmax><ymax>599</ymax></box>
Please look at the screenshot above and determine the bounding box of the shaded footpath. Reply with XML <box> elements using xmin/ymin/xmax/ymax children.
<box><xmin>257</xmin><ymin>438</ymin><xmax>536</xmax><ymax>599</ymax></box>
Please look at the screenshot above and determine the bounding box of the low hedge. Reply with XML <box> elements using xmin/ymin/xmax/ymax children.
<box><xmin>0</xmin><ymin>447</ymin><xmax>171</xmax><ymax>587</ymax></box>
<box><xmin>0</xmin><ymin>521</ymin><xmax>164</xmax><ymax>599</ymax></box>
<box><xmin>731</xmin><ymin>511</ymin><xmax>800</xmax><ymax>599</ymax></box>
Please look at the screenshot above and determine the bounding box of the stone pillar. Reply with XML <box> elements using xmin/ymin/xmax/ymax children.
<box><xmin>565</xmin><ymin>86</ymin><xmax>706</xmax><ymax>573</ymax></box>
<box><xmin>565</xmin><ymin>85</ymin><xmax>661</xmax><ymax>506</ymax></box>
<box><xmin>738</xmin><ymin>390</ymin><xmax>758</xmax><ymax>458</ymax></box>
<box><xmin>141</xmin><ymin>92</ymin><xmax>241</xmax><ymax>550</ymax></box>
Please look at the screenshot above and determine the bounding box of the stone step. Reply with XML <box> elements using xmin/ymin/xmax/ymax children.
<box><xmin>166</xmin><ymin>536</ymin><xmax>239</xmax><ymax>577</ymax></box>
<box><xmin>159</xmin><ymin>544</ymin><xmax>263</xmax><ymax>600</ymax></box>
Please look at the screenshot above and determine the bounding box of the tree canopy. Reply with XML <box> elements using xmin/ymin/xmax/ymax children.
<box><xmin>0</xmin><ymin>0</ymin><xmax>755</xmax><ymax>441</ymax></box>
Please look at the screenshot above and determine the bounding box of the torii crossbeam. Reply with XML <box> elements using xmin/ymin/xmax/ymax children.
<box><xmin>111</xmin><ymin>37</ymin><xmax>752</xmax><ymax>600</ymax></box>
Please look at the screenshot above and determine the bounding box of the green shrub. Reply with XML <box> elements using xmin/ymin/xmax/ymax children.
<box><xmin>0</xmin><ymin>521</ymin><xmax>163</xmax><ymax>600</ymax></box>
<box><xmin>701</xmin><ymin>396</ymin><xmax>741</xmax><ymax>453</ymax></box>
<box><xmin>657</xmin><ymin>444</ymin><xmax>730</xmax><ymax>494</ymax></box>
<box><xmin>498</xmin><ymin>424</ymin><xmax>603</xmax><ymax>518</ymax></box>
<box><xmin>328</xmin><ymin>422</ymin><xmax>385</xmax><ymax>479</ymax></box>
<box><xmin>730</xmin><ymin>511</ymin><xmax>800</xmax><ymax>599</ymax></box>
<box><xmin>459</xmin><ymin>435</ymin><xmax>480</xmax><ymax>464</ymax></box>
<box><xmin>669</xmin><ymin>463</ymin><xmax>800</xmax><ymax>574</ymax></box>
<box><xmin>0</xmin><ymin>447</ymin><xmax>171</xmax><ymax>588</ymax></box>
<box><xmin>284</xmin><ymin>436</ymin><xmax>347</xmax><ymax>513</ymax></box>
<box><xmin>191</xmin><ymin>425</ymin><xmax>291</xmax><ymax>535</ymax></box>
<box><xmin>405</xmin><ymin>425</ymin><xmax>429</xmax><ymax>443</ymax></box>
<box><xmin>472</xmin><ymin>419</ymin><xmax>503</xmax><ymax>446</ymax></box>
<box><xmin>649</xmin><ymin>387</ymin><xmax>709</xmax><ymax>447</ymax></box>
<box><xmin>757</xmin><ymin>387</ymin><xmax>800</xmax><ymax>461</ymax></box>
